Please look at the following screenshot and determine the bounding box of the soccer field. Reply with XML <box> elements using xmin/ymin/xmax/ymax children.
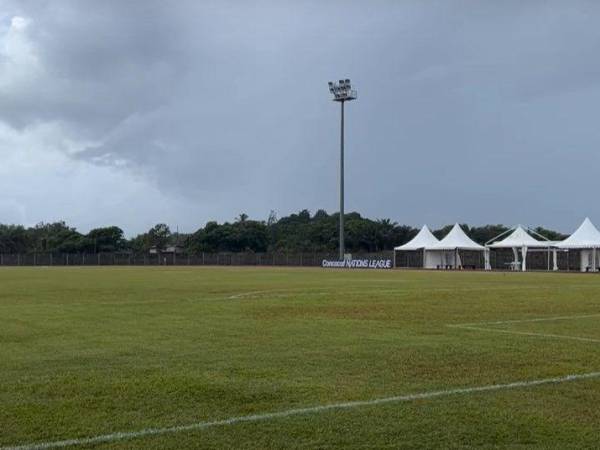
<box><xmin>2</xmin><ymin>267</ymin><xmax>600</xmax><ymax>449</ymax></box>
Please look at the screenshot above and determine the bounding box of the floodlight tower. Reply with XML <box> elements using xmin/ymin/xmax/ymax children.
<box><xmin>328</xmin><ymin>79</ymin><xmax>357</xmax><ymax>260</ymax></box>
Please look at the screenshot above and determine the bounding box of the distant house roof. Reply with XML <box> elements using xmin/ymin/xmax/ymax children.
<box><xmin>149</xmin><ymin>244</ymin><xmax>184</xmax><ymax>254</ymax></box>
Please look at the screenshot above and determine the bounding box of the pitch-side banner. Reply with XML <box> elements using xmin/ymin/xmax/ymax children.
<box><xmin>321</xmin><ymin>259</ymin><xmax>392</xmax><ymax>269</ymax></box>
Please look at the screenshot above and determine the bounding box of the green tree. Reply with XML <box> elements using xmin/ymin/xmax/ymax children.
<box><xmin>147</xmin><ymin>224</ymin><xmax>171</xmax><ymax>251</ymax></box>
<box><xmin>0</xmin><ymin>225</ymin><xmax>28</xmax><ymax>253</ymax></box>
<box><xmin>87</xmin><ymin>226</ymin><xmax>126</xmax><ymax>252</ymax></box>
<box><xmin>532</xmin><ymin>226</ymin><xmax>568</xmax><ymax>242</ymax></box>
<box><xmin>28</xmin><ymin>222</ymin><xmax>83</xmax><ymax>253</ymax></box>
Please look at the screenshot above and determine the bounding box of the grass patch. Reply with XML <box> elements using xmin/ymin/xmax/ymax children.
<box><xmin>1</xmin><ymin>267</ymin><xmax>600</xmax><ymax>448</ymax></box>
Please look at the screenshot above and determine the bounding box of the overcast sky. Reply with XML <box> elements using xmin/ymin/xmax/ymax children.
<box><xmin>1</xmin><ymin>1</ymin><xmax>599</xmax><ymax>235</ymax></box>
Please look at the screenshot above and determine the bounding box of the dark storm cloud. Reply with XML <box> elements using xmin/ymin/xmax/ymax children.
<box><xmin>1</xmin><ymin>0</ymin><xmax>600</xmax><ymax>233</ymax></box>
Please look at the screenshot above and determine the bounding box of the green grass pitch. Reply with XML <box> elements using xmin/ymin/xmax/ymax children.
<box><xmin>2</xmin><ymin>266</ymin><xmax>600</xmax><ymax>449</ymax></box>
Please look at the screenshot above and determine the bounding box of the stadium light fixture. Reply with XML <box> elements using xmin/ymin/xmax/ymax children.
<box><xmin>327</xmin><ymin>79</ymin><xmax>357</xmax><ymax>260</ymax></box>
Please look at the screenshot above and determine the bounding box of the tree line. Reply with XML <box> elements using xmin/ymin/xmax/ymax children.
<box><xmin>0</xmin><ymin>209</ymin><xmax>568</xmax><ymax>254</ymax></box>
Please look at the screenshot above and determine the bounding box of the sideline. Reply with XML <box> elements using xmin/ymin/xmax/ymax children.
<box><xmin>3</xmin><ymin>372</ymin><xmax>600</xmax><ymax>450</ymax></box>
<box><xmin>449</xmin><ymin>313</ymin><xmax>600</xmax><ymax>344</ymax></box>
<box><xmin>450</xmin><ymin>324</ymin><xmax>600</xmax><ymax>344</ymax></box>
<box><xmin>454</xmin><ymin>313</ymin><xmax>600</xmax><ymax>327</ymax></box>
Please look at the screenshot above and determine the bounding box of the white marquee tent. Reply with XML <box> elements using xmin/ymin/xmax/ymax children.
<box><xmin>556</xmin><ymin>218</ymin><xmax>600</xmax><ymax>272</ymax></box>
<box><xmin>394</xmin><ymin>225</ymin><xmax>439</xmax><ymax>251</ymax></box>
<box><xmin>486</xmin><ymin>225</ymin><xmax>556</xmax><ymax>271</ymax></box>
<box><xmin>394</xmin><ymin>225</ymin><xmax>440</xmax><ymax>268</ymax></box>
<box><xmin>425</xmin><ymin>224</ymin><xmax>486</xmax><ymax>269</ymax></box>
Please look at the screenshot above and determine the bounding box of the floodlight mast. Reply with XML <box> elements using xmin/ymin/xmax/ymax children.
<box><xmin>328</xmin><ymin>79</ymin><xmax>357</xmax><ymax>260</ymax></box>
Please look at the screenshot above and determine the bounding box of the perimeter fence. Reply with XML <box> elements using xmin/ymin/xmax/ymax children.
<box><xmin>0</xmin><ymin>251</ymin><xmax>394</xmax><ymax>267</ymax></box>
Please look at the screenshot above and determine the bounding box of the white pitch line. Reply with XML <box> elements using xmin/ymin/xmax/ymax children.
<box><xmin>227</xmin><ymin>290</ymin><xmax>279</xmax><ymax>299</ymax></box>
<box><xmin>454</xmin><ymin>313</ymin><xmax>600</xmax><ymax>327</ymax></box>
<box><xmin>226</xmin><ymin>290</ymin><xmax>332</xmax><ymax>300</ymax></box>
<box><xmin>450</xmin><ymin>325</ymin><xmax>600</xmax><ymax>344</ymax></box>
<box><xmin>3</xmin><ymin>372</ymin><xmax>600</xmax><ymax>450</ymax></box>
<box><xmin>224</xmin><ymin>284</ymin><xmax>562</xmax><ymax>300</ymax></box>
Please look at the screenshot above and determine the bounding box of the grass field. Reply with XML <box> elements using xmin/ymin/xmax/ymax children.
<box><xmin>2</xmin><ymin>267</ymin><xmax>600</xmax><ymax>449</ymax></box>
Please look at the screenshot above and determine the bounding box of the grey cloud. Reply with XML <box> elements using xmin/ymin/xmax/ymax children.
<box><xmin>1</xmin><ymin>0</ymin><xmax>600</xmax><ymax>233</ymax></box>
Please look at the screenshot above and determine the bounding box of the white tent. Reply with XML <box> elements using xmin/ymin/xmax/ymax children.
<box><xmin>395</xmin><ymin>225</ymin><xmax>439</xmax><ymax>250</ymax></box>
<box><xmin>425</xmin><ymin>224</ymin><xmax>485</xmax><ymax>269</ymax></box>
<box><xmin>487</xmin><ymin>225</ymin><xmax>556</xmax><ymax>271</ymax></box>
<box><xmin>394</xmin><ymin>225</ymin><xmax>440</xmax><ymax>268</ymax></box>
<box><xmin>556</xmin><ymin>218</ymin><xmax>600</xmax><ymax>272</ymax></box>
